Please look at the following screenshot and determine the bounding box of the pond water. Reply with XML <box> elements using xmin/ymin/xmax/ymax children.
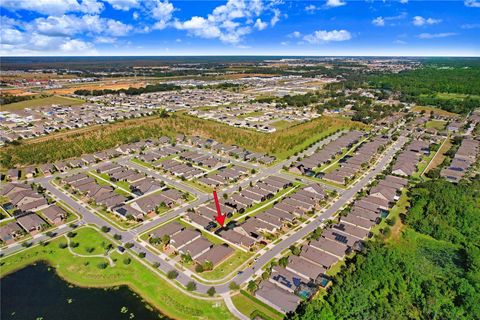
<box><xmin>1</xmin><ymin>263</ymin><xmax>169</xmax><ymax>320</ymax></box>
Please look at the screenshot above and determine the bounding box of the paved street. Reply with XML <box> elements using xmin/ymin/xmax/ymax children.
<box><xmin>1</xmin><ymin>132</ymin><xmax>405</xmax><ymax>311</ymax></box>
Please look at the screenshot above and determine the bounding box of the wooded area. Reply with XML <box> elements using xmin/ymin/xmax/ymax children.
<box><xmin>291</xmin><ymin>179</ymin><xmax>480</xmax><ymax>320</ymax></box>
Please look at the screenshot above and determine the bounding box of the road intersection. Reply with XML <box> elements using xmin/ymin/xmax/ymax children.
<box><xmin>1</xmin><ymin>131</ymin><xmax>406</xmax><ymax>318</ymax></box>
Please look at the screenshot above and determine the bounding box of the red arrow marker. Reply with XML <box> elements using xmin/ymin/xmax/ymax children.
<box><xmin>213</xmin><ymin>190</ymin><xmax>226</xmax><ymax>227</ymax></box>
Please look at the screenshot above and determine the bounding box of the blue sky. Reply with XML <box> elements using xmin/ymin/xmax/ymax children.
<box><xmin>1</xmin><ymin>0</ymin><xmax>479</xmax><ymax>56</ymax></box>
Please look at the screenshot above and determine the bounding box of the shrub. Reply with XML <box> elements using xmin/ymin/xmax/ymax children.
<box><xmin>101</xmin><ymin>226</ymin><xmax>110</xmax><ymax>233</ymax></box>
<box><xmin>195</xmin><ymin>264</ymin><xmax>204</xmax><ymax>273</ymax></box>
<box><xmin>58</xmin><ymin>243</ymin><xmax>68</xmax><ymax>249</ymax></box>
<box><xmin>123</xmin><ymin>258</ymin><xmax>131</xmax><ymax>265</ymax></box>
<box><xmin>186</xmin><ymin>281</ymin><xmax>196</xmax><ymax>291</ymax></box>
<box><xmin>167</xmin><ymin>270</ymin><xmax>178</xmax><ymax>279</ymax></box>
<box><xmin>97</xmin><ymin>262</ymin><xmax>108</xmax><ymax>269</ymax></box>
<box><xmin>229</xmin><ymin>282</ymin><xmax>239</xmax><ymax>290</ymax></box>
<box><xmin>207</xmin><ymin>287</ymin><xmax>216</xmax><ymax>297</ymax></box>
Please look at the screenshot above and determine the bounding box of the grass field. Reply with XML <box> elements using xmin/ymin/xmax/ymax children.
<box><xmin>232</xmin><ymin>290</ymin><xmax>284</xmax><ymax>320</ymax></box>
<box><xmin>271</xmin><ymin>120</ymin><xmax>299</xmax><ymax>131</ymax></box>
<box><xmin>424</xmin><ymin>138</ymin><xmax>452</xmax><ymax>174</ymax></box>
<box><xmin>0</xmin><ymin>227</ymin><xmax>234</xmax><ymax>320</ymax></box>
<box><xmin>1</xmin><ymin>113</ymin><xmax>363</xmax><ymax>168</ymax></box>
<box><xmin>425</xmin><ymin>119</ymin><xmax>447</xmax><ymax>130</ymax></box>
<box><xmin>2</xmin><ymin>95</ymin><xmax>85</xmax><ymax>111</ymax></box>
<box><xmin>411</xmin><ymin>105</ymin><xmax>458</xmax><ymax>117</ymax></box>
<box><xmin>237</xmin><ymin>111</ymin><xmax>264</xmax><ymax>119</ymax></box>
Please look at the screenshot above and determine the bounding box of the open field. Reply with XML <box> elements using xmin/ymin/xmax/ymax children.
<box><xmin>0</xmin><ymin>226</ymin><xmax>234</xmax><ymax>320</ymax></box>
<box><xmin>424</xmin><ymin>138</ymin><xmax>452</xmax><ymax>174</ymax></box>
<box><xmin>2</xmin><ymin>95</ymin><xmax>85</xmax><ymax>111</ymax></box>
<box><xmin>271</xmin><ymin>120</ymin><xmax>299</xmax><ymax>130</ymax></box>
<box><xmin>425</xmin><ymin>119</ymin><xmax>447</xmax><ymax>130</ymax></box>
<box><xmin>45</xmin><ymin>80</ymin><xmax>150</xmax><ymax>95</ymax></box>
<box><xmin>1</xmin><ymin>113</ymin><xmax>364</xmax><ymax>168</ymax></box>
<box><xmin>411</xmin><ymin>105</ymin><xmax>458</xmax><ymax>117</ymax></box>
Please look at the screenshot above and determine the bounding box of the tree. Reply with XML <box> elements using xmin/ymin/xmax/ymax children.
<box><xmin>101</xmin><ymin>226</ymin><xmax>110</xmax><ymax>233</ymax></box>
<box><xmin>161</xmin><ymin>234</ymin><xmax>170</xmax><ymax>246</ymax></box>
<box><xmin>167</xmin><ymin>270</ymin><xmax>178</xmax><ymax>279</ymax></box>
<box><xmin>123</xmin><ymin>257</ymin><xmax>131</xmax><ymax>265</ymax></box>
<box><xmin>124</xmin><ymin>242</ymin><xmax>134</xmax><ymax>249</ymax></box>
<box><xmin>229</xmin><ymin>282</ymin><xmax>239</xmax><ymax>290</ymax></box>
<box><xmin>186</xmin><ymin>281</ymin><xmax>196</xmax><ymax>291</ymax></box>
<box><xmin>138</xmin><ymin>252</ymin><xmax>146</xmax><ymax>258</ymax></box>
<box><xmin>195</xmin><ymin>264</ymin><xmax>204</xmax><ymax>273</ymax></box>
<box><xmin>207</xmin><ymin>287</ymin><xmax>216</xmax><ymax>297</ymax></box>
<box><xmin>203</xmin><ymin>260</ymin><xmax>213</xmax><ymax>271</ymax></box>
<box><xmin>247</xmin><ymin>280</ymin><xmax>258</xmax><ymax>293</ymax></box>
<box><xmin>113</xmin><ymin>234</ymin><xmax>122</xmax><ymax>240</ymax></box>
<box><xmin>97</xmin><ymin>262</ymin><xmax>108</xmax><ymax>269</ymax></box>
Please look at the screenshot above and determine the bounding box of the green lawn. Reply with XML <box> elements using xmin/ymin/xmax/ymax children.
<box><xmin>197</xmin><ymin>250</ymin><xmax>252</xmax><ymax>281</ymax></box>
<box><xmin>68</xmin><ymin>227</ymin><xmax>112</xmax><ymax>255</ymax></box>
<box><xmin>411</xmin><ymin>105</ymin><xmax>458</xmax><ymax>117</ymax></box>
<box><xmin>271</xmin><ymin>120</ymin><xmax>299</xmax><ymax>131</ymax></box>
<box><xmin>232</xmin><ymin>290</ymin><xmax>284</xmax><ymax>320</ymax></box>
<box><xmin>0</xmin><ymin>227</ymin><xmax>234</xmax><ymax>320</ymax></box>
<box><xmin>2</xmin><ymin>95</ymin><xmax>85</xmax><ymax>111</ymax></box>
<box><xmin>237</xmin><ymin>111</ymin><xmax>264</xmax><ymax>119</ymax></box>
<box><xmin>425</xmin><ymin>119</ymin><xmax>447</xmax><ymax>130</ymax></box>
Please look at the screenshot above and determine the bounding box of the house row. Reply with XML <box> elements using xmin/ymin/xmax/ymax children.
<box><xmin>62</xmin><ymin>173</ymin><xmax>128</xmax><ymax>215</ymax></box>
<box><xmin>290</xmin><ymin>131</ymin><xmax>365</xmax><ymax>175</ymax></box>
<box><xmin>0</xmin><ymin>183</ymin><xmax>49</xmax><ymax>213</ymax></box>
<box><xmin>149</xmin><ymin>221</ymin><xmax>235</xmax><ymax>268</ymax></box>
<box><xmin>185</xmin><ymin>176</ymin><xmax>293</xmax><ymax>231</ymax></box>
<box><xmin>186</xmin><ymin>136</ymin><xmax>276</xmax><ymax>165</ymax></box>
<box><xmin>219</xmin><ymin>183</ymin><xmax>326</xmax><ymax>249</ymax></box>
<box><xmin>256</xmin><ymin>174</ymin><xmax>408</xmax><ymax>314</ymax></box>
<box><xmin>157</xmin><ymin>159</ymin><xmax>204</xmax><ymax>179</ymax></box>
<box><xmin>178</xmin><ymin>150</ymin><xmax>223</xmax><ymax>169</ymax></box>
<box><xmin>441</xmin><ymin>138</ymin><xmax>480</xmax><ymax>183</ymax></box>
<box><xmin>138</xmin><ymin>145</ymin><xmax>184</xmax><ymax>163</ymax></box>
<box><xmin>322</xmin><ymin>136</ymin><xmax>389</xmax><ymax>185</ymax></box>
<box><xmin>197</xmin><ymin>165</ymin><xmax>249</xmax><ymax>187</ymax></box>
<box><xmin>0</xmin><ymin>183</ymin><xmax>68</xmax><ymax>244</ymax></box>
<box><xmin>391</xmin><ymin>139</ymin><xmax>430</xmax><ymax>176</ymax></box>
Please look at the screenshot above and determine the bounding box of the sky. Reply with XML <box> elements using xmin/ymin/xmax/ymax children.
<box><xmin>1</xmin><ymin>0</ymin><xmax>479</xmax><ymax>56</ymax></box>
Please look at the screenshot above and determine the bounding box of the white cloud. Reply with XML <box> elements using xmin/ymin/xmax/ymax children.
<box><xmin>78</xmin><ymin>0</ymin><xmax>104</xmax><ymax>14</ymax></box>
<box><xmin>372</xmin><ymin>17</ymin><xmax>385</xmax><ymax>26</ymax></box>
<box><xmin>0</xmin><ymin>0</ymin><xmax>104</xmax><ymax>15</ymax></box>
<box><xmin>394</xmin><ymin>39</ymin><xmax>407</xmax><ymax>44</ymax></box>
<box><xmin>281</xmin><ymin>41</ymin><xmax>289</xmax><ymax>45</ymax></box>
<box><xmin>132</xmin><ymin>11</ymin><xmax>139</xmax><ymax>20</ymax></box>
<box><xmin>464</xmin><ymin>0</ymin><xmax>480</xmax><ymax>7</ymax></box>
<box><xmin>413</xmin><ymin>16</ymin><xmax>442</xmax><ymax>26</ymax></box>
<box><xmin>461</xmin><ymin>23</ymin><xmax>480</xmax><ymax>29</ymax></box>
<box><xmin>173</xmin><ymin>0</ymin><xmax>280</xmax><ymax>44</ymax></box>
<box><xmin>288</xmin><ymin>31</ymin><xmax>302</xmax><ymax>38</ymax></box>
<box><xmin>31</xmin><ymin>14</ymin><xmax>132</xmax><ymax>37</ymax></box>
<box><xmin>417</xmin><ymin>32</ymin><xmax>457</xmax><ymax>39</ymax></box>
<box><xmin>325</xmin><ymin>0</ymin><xmax>346</xmax><ymax>8</ymax></box>
<box><xmin>0</xmin><ymin>27</ymin><xmax>26</xmax><ymax>45</ymax></box>
<box><xmin>270</xmin><ymin>8</ymin><xmax>280</xmax><ymax>26</ymax></box>
<box><xmin>60</xmin><ymin>38</ymin><xmax>94</xmax><ymax>52</ymax></box>
<box><xmin>95</xmin><ymin>36</ymin><xmax>116</xmax><ymax>43</ymax></box>
<box><xmin>305</xmin><ymin>5</ymin><xmax>318</xmax><ymax>13</ymax></box>
<box><xmin>151</xmin><ymin>0</ymin><xmax>175</xmax><ymax>30</ymax></box>
<box><xmin>254</xmin><ymin>18</ymin><xmax>268</xmax><ymax>30</ymax></box>
<box><xmin>399</xmin><ymin>0</ymin><xmax>408</xmax><ymax>3</ymax></box>
<box><xmin>303</xmin><ymin>29</ymin><xmax>351</xmax><ymax>44</ymax></box>
<box><xmin>103</xmin><ymin>0</ymin><xmax>140</xmax><ymax>11</ymax></box>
